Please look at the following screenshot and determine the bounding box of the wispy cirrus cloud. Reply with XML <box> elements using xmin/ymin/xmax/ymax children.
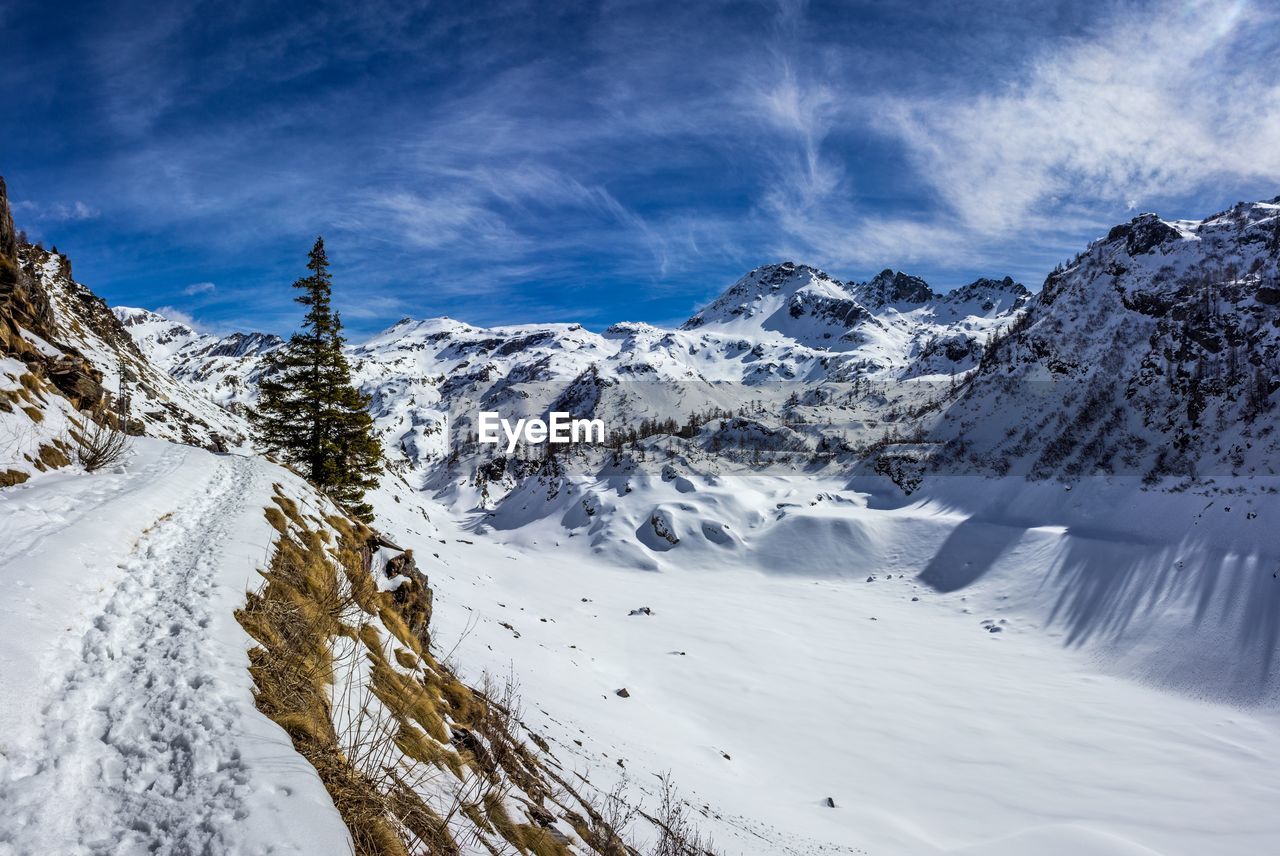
<box><xmin>879</xmin><ymin>0</ymin><xmax>1280</xmax><ymax>234</ymax></box>
<box><xmin>724</xmin><ymin>0</ymin><xmax>1280</xmax><ymax>285</ymax></box>
<box><xmin>3</xmin><ymin>0</ymin><xmax>1278</xmax><ymax>334</ymax></box>
<box><xmin>14</xmin><ymin>199</ymin><xmax>100</xmax><ymax>222</ymax></box>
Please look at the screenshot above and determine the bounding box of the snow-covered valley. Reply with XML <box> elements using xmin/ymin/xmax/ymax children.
<box><xmin>4</xmin><ymin>169</ymin><xmax>1280</xmax><ymax>855</ymax></box>
<box><xmin>371</xmin><ymin>471</ymin><xmax>1280</xmax><ymax>855</ymax></box>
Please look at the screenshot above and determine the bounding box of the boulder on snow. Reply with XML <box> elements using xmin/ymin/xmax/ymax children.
<box><xmin>650</xmin><ymin>511</ymin><xmax>679</xmax><ymax>545</ymax></box>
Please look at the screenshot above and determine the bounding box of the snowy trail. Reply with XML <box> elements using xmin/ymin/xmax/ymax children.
<box><xmin>0</xmin><ymin>441</ymin><xmax>351</xmax><ymax>856</ymax></box>
<box><xmin>1</xmin><ymin>455</ymin><xmax>257</xmax><ymax>854</ymax></box>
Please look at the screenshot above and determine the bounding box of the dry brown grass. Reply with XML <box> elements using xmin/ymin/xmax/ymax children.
<box><xmin>239</xmin><ymin>493</ymin><xmax>634</xmax><ymax>855</ymax></box>
<box><xmin>36</xmin><ymin>441</ymin><xmax>71</xmax><ymax>470</ymax></box>
<box><xmin>573</xmin><ymin>779</ymin><xmax>635</xmax><ymax>856</ymax></box>
<box><xmin>237</xmin><ymin>501</ymin><xmax>410</xmax><ymax>856</ymax></box>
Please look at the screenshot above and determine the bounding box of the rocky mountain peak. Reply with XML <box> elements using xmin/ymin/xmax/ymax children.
<box><xmin>682</xmin><ymin>262</ymin><xmax>841</xmax><ymax>329</ymax></box>
<box><xmin>206</xmin><ymin>331</ymin><xmax>284</xmax><ymax>359</ymax></box>
<box><xmin>856</xmin><ymin>269</ymin><xmax>934</xmax><ymax>307</ymax></box>
<box><xmin>942</xmin><ymin>276</ymin><xmax>1030</xmax><ymax>314</ymax></box>
<box><xmin>115</xmin><ymin>306</ymin><xmax>191</xmax><ymax>330</ymax></box>
<box><xmin>1104</xmin><ymin>212</ymin><xmax>1182</xmax><ymax>257</ymax></box>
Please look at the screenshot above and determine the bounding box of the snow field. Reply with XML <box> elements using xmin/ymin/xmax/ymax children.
<box><xmin>368</xmin><ymin>470</ymin><xmax>1280</xmax><ymax>856</ymax></box>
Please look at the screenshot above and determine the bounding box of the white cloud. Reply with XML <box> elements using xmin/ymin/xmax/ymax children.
<box><xmin>154</xmin><ymin>305</ymin><xmax>203</xmax><ymax>331</ymax></box>
<box><xmin>14</xmin><ymin>199</ymin><xmax>100</xmax><ymax>222</ymax></box>
<box><xmin>752</xmin><ymin>64</ymin><xmax>843</xmax><ymax>210</ymax></box>
<box><xmin>182</xmin><ymin>281</ymin><xmax>215</xmax><ymax>295</ymax></box>
<box><xmin>879</xmin><ymin>0</ymin><xmax>1280</xmax><ymax>234</ymax></box>
<box><xmin>357</xmin><ymin>188</ymin><xmax>524</xmax><ymax>253</ymax></box>
<box><xmin>335</xmin><ymin>293</ymin><xmax>409</xmax><ymax>321</ymax></box>
<box><xmin>734</xmin><ymin>0</ymin><xmax>1280</xmax><ymax>281</ymax></box>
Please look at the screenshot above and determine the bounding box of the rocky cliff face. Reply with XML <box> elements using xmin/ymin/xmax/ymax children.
<box><xmin>0</xmin><ymin>175</ymin><xmax>253</xmax><ymax>480</ymax></box>
<box><xmin>0</xmin><ymin>177</ymin><xmax>17</xmax><ymax>262</ymax></box>
<box><xmin>932</xmin><ymin>201</ymin><xmax>1280</xmax><ymax>480</ymax></box>
<box><xmin>0</xmin><ymin>179</ymin><xmax>107</xmax><ymax>413</ymax></box>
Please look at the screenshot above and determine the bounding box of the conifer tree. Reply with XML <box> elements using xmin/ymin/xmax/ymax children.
<box><xmin>256</xmin><ymin>237</ymin><xmax>382</xmax><ymax>520</ymax></box>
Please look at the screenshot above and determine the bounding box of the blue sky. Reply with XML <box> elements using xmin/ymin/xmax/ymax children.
<box><xmin>2</xmin><ymin>0</ymin><xmax>1278</xmax><ymax>337</ymax></box>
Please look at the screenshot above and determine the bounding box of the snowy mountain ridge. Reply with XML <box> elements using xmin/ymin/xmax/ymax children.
<box><xmin>101</xmin><ymin>256</ymin><xmax>1035</xmax><ymax>501</ymax></box>
<box><xmin>930</xmin><ymin>199</ymin><xmax>1280</xmax><ymax>481</ymax></box>
<box><xmin>113</xmin><ymin>306</ymin><xmax>283</xmax><ymax>411</ymax></box>
<box><xmin>101</xmin><ymin>198</ymin><xmax>1280</xmax><ymax>499</ymax></box>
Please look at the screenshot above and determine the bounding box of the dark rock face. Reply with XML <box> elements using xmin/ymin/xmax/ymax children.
<box><xmin>948</xmin><ymin>276</ymin><xmax>1030</xmax><ymax>306</ymax></box>
<box><xmin>205</xmin><ymin>331</ymin><xmax>284</xmax><ymax>359</ymax></box>
<box><xmin>860</xmin><ymin>269</ymin><xmax>935</xmax><ymax>306</ymax></box>
<box><xmin>943</xmin><ymin>337</ymin><xmax>977</xmax><ymax>362</ymax></box>
<box><xmin>382</xmin><ymin>549</ymin><xmax>433</xmax><ymax>648</ymax></box>
<box><xmin>0</xmin><ymin>176</ymin><xmax>17</xmax><ymax>264</ymax></box>
<box><xmin>494</xmin><ymin>330</ymin><xmax>557</xmax><ymax>357</ymax></box>
<box><xmin>0</xmin><ymin>178</ymin><xmax>104</xmax><ymax>409</ymax></box>
<box><xmin>786</xmin><ymin>290</ymin><xmax>869</xmax><ymax>327</ymax></box>
<box><xmin>750</xmin><ymin>261</ymin><xmax>806</xmax><ymax>288</ymax></box>
<box><xmin>1118</xmin><ymin>214</ymin><xmax>1181</xmax><ymax>256</ymax></box>
<box><xmin>0</xmin><ymin>176</ymin><xmax>27</xmax><ymax>299</ymax></box>
<box><xmin>47</xmin><ymin>356</ymin><xmax>107</xmax><ymax>409</ymax></box>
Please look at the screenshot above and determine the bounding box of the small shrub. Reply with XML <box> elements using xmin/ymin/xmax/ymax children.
<box><xmin>75</xmin><ymin>406</ymin><xmax>130</xmax><ymax>471</ymax></box>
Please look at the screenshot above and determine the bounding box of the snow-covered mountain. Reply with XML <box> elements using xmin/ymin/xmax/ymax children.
<box><xmin>683</xmin><ymin>262</ymin><xmax>1027</xmax><ymax>362</ymax></box>
<box><xmin>109</xmin><ymin>260</ymin><xmax>1032</xmax><ymax>490</ymax></box>
<box><xmin>113</xmin><ymin>306</ymin><xmax>282</xmax><ymax>411</ymax></box>
<box><xmin>929</xmin><ymin>203</ymin><xmax>1280</xmax><ymax>481</ymax></box>
<box><xmin>109</xmin><ymin>200</ymin><xmax>1280</xmax><ymax>497</ymax></box>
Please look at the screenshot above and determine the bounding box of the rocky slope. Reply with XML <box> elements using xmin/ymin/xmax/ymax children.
<box><xmin>1</xmin><ymin>180</ymin><xmax>252</xmax><ymax>485</ymax></box>
<box><xmin>928</xmin><ymin>202</ymin><xmax>1280</xmax><ymax>481</ymax></box>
